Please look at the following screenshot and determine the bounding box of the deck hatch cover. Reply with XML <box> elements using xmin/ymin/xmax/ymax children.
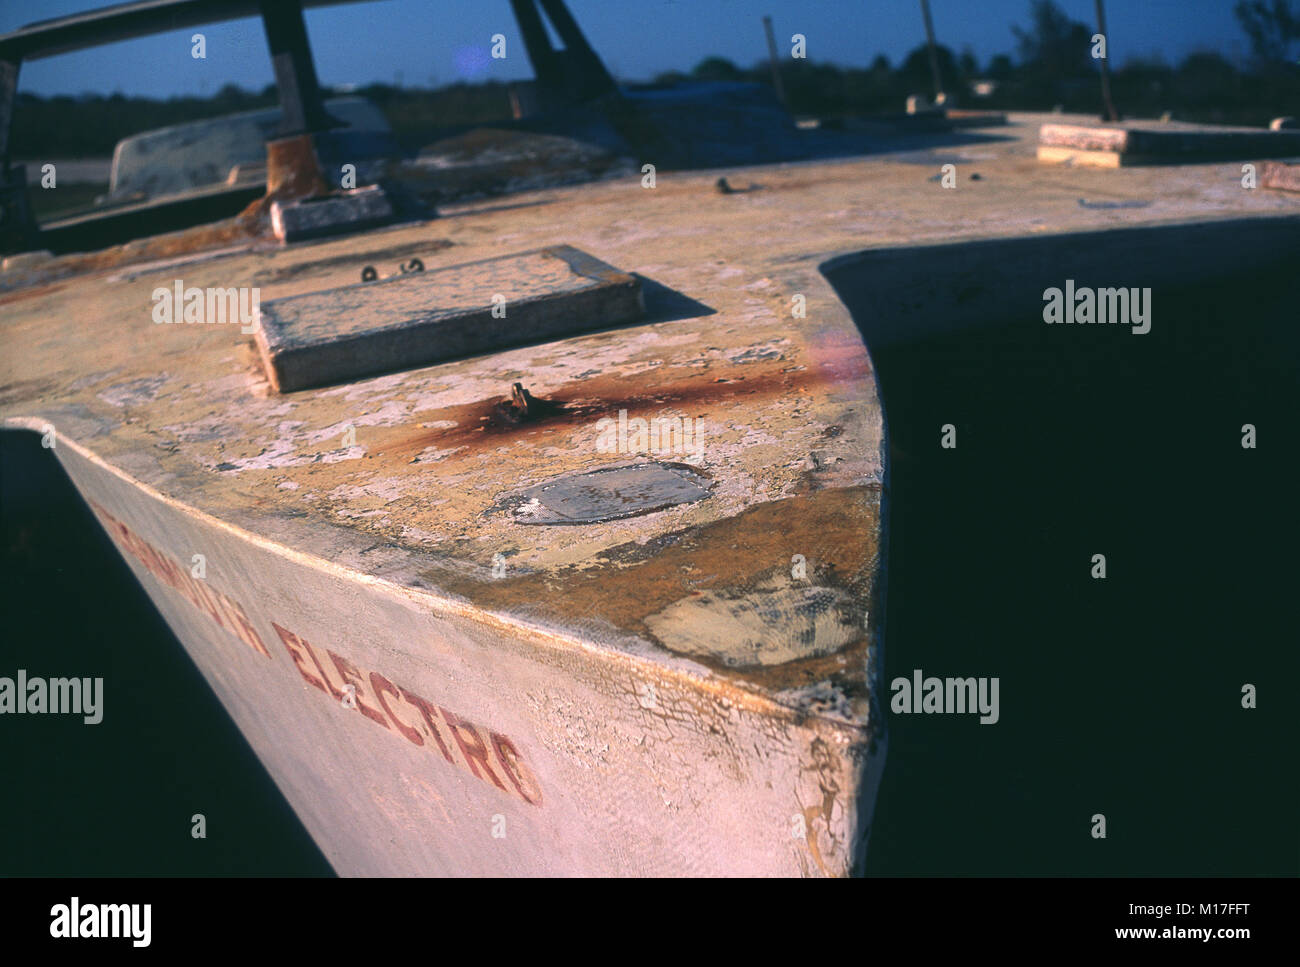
<box><xmin>253</xmin><ymin>245</ymin><xmax>643</xmax><ymax>392</ymax></box>
<box><xmin>504</xmin><ymin>463</ymin><xmax>712</xmax><ymax>524</ymax></box>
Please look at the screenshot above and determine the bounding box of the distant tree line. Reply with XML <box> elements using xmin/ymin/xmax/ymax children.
<box><xmin>659</xmin><ymin>0</ymin><xmax>1299</xmax><ymax>125</ymax></box>
<box><xmin>10</xmin><ymin>0</ymin><xmax>1298</xmax><ymax>159</ymax></box>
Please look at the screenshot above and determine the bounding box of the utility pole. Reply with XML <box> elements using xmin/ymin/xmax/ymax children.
<box><xmin>919</xmin><ymin>0</ymin><xmax>944</xmax><ymax>102</ymax></box>
<box><xmin>1094</xmin><ymin>0</ymin><xmax>1119</xmax><ymax>121</ymax></box>
<box><xmin>762</xmin><ymin>15</ymin><xmax>787</xmax><ymax>106</ymax></box>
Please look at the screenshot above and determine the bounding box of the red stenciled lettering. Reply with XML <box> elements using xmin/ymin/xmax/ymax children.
<box><xmin>116</xmin><ymin>526</ymin><xmax>153</xmax><ymax>572</ymax></box>
<box><xmin>370</xmin><ymin>672</ymin><xmax>423</xmax><ymax>747</ymax></box>
<box><xmin>188</xmin><ymin>578</ymin><xmax>231</xmax><ymax>631</ymax></box>
<box><xmin>491</xmin><ymin>732</ymin><xmax>543</xmax><ymax>805</ymax></box>
<box><xmin>210</xmin><ymin>588</ymin><xmax>243</xmax><ymax>632</ymax></box>
<box><xmin>145</xmin><ymin>543</ymin><xmax>183</xmax><ymax>591</ymax></box>
<box><xmin>208</xmin><ymin>587</ymin><xmax>251</xmax><ymax>651</ymax></box>
<box><xmin>440</xmin><ymin>708</ymin><xmax>508</xmax><ymax>793</ymax></box>
<box><xmin>148</xmin><ymin>545</ymin><xmax>188</xmax><ymax>590</ymax></box>
<box><xmin>126</xmin><ymin>532</ymin><xmax>162</xmax><ymax>575</ymax></box>
<box><xmin>93</xmin><ymin>503</ymin><xmax>183</xmax><ymax>597</ymax></box>
<box><xmin>399</xmin><ymin>688</ymin><xmax>458</xmax><ymax>765</ymax></box>
<box><xmin>295</xmin><ymin>634</ymin><xmax>344</xmax><ymax>700</ymax></box>
<box><xmin>177</xmin><ymin>565</ymin><xmax>207</xmax><ymax>608</ymax></box>
<box><xmin>91</xmin><ymin>503</ymin><xmax>133</xmax><ymax>551</ymax></box>
<box><xmin>89</xmin><ymin>500</ymin><xmax>271</xmax><ymax>659</ymax></box>
<box><xmin>273</xmin><ymin>622</ymin><xmax>328</xmax><ymax>694</ymax></box>
<box><xmin>328</xmin><ymin>650</ymin><xmax>389</xmax><ymax>729</ymax></box>
<box><xmin>123</xmin><ymin>530</ymin><xmax>167</xmax><ymax>588</ymax></box>
<box><xmin>93</xmin><ymin>500</ymin><xmax>542</xmax><ymax>804</ymax></box>
<box><xmin>270</xmin><ymin>622</ymin><xmax>543</xmax><ymax>806</ymax></box>
<box><xmin>225</xmin><ymin>600</ymin><xmax>272</xmax><ymax>658</ymax></box>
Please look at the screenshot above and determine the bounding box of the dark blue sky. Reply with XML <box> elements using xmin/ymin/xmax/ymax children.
<box><xmin>4</xmin><ymin>0</ymin><xmax>1250</xmax><ymax>98</ymax></box>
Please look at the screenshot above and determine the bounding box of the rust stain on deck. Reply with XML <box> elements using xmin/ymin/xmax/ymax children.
<box><xmin>387</xmin><ymin>360</ymin><xmax>834</xmax><ymax>457</ymax></box>
<box><xmin>424</xmin><ymin>484</ymin><xmax>880</xmax><ymax>692</ymax></box>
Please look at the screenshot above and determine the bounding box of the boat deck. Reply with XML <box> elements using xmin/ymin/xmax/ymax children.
<box><xmin>3</xmin><ymin>110</ymin><xmax>1297</xmax><ymax>875</ymax></box>
<box><xmin>2</xmin><ymin>111</ymin><xmax>1295</xmax><ymax>705</ymax></box>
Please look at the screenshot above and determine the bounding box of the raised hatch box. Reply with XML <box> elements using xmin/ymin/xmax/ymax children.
<box><xmin>1038</xmin><ymin>121</ymin><xmax>1300</xmax><ymax>167</ymax></box>
<box><xmin>253</xmin><ymin>245</ymin><xmax>643</xmax><ymax>392</ymax></box>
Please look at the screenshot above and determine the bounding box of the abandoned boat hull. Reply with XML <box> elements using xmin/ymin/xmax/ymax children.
<box><xmin>12</xmin><ymin>97</ymin><xmax>1299</xmax><ymax>875</ymax></box>
<box><xmin>49</xmin><ymin>426</ymin><xmax>882</xmax><ymax>876</ymax></box>
<box><xmin>3</xmin><ymin>131</ymin><xmax>905</xmax><ymax>875</ymax></box>
<box><xmin>24</xmin><ymin>426</ymin><xmax>880</xmax><ymax>877</ymax></box>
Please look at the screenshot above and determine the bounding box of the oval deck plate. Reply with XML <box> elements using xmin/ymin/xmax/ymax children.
<box><xmin>504</xmin><ymin>462</ymin><xmax>712</xmax><ymax>525</ymax></box>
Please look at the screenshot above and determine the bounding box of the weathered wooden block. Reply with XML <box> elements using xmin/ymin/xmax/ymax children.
<box><xmin>1039</xmin><ymin>122</ymin><xmax>1300</xmax><ymax>166</ymax></box>
<box><xmin>1260</xmin><ymin>161</ymin><xmax>1300</xmax><ymax>192</ymax></box>
<box><xmin>254</xmin><ymin>245</ymin><xmax>644</xmax><ymax>392</ymax></box>
<box><xmin>270</xmin><ymin>184</ymin><xmax>394</xmax><ymax>243</ymax></box>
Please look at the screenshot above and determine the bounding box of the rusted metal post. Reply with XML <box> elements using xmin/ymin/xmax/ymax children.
<box><xmin>510</xmin><ymin>0</ymin><xmax>615</xmax><ymax>106</ymax></box>
<box><xmin>762</xmin><ymin>15</ymin><xmax>786</xmax><ymax>106</ymax></box>
<box><xmin>919</xmin><ymin>0</ymin><xmax>944</xmax><ymax>102</ymax></box>
<box><xmin>258</xmin><ymin>0</ymin><xmax>338</xmax><ymax>137</ymax></box>
<box><xmin>0</xmin><ymin>55</ymin><xmax>16</xmax><ymax>174</ymax></box>
<box><xmin>537</xmin><ymin>0</ymin><xmax>616</xmax><ymax>97</ymax></box>
<box><xmin>1094</xmin><ymin>0</ymin><xmax>1119</xmax><ymax>121</ymax></box>
<box><xmin>0</xmin><ymin>55</ymin><xmax>35</xmax><ymax>253</ymax></box>
<box><xmin>510</xmin><ymin>0</ymin><xmax>559</xmax><ymax>87</ymax></box>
